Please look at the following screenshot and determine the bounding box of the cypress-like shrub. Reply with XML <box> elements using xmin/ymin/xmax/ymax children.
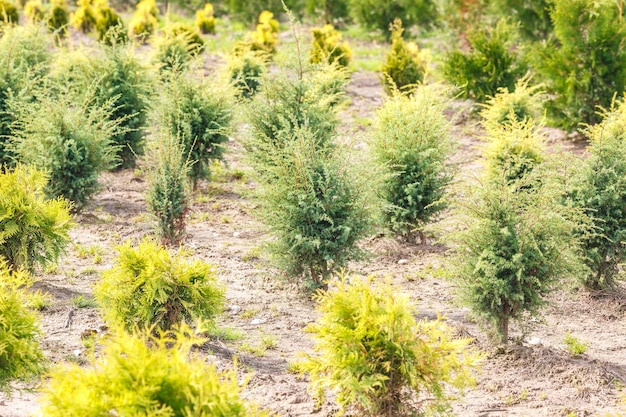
<box><xmin>309</xmin><ymin>24</ymin><xmax>352</xmax><ymax>68</ymax></box>
<box><xmin>95</xmin><ymin>5</ymin><xmax>126</xmax><ymax>45</ymax></box>
<box><xmin>489</xmin><ymin>0</ymin><xmax>552</xmax><ymax>40</ymax></box>
<box><xmin>46</xmin><ymin>0</ymin><xmax>69</xmax><ymax>37</ymax></box>
<box><xmin>348</xmin><ymin>0</ymin><xmax>437</xmax><ymax>37</ymax></box>
<box><xmin>305</xmin><ymin>0</ymin><xmax>349</xmax><ymax>24</ymax></box>
<box><xmin>195</xmin><ymin>2</ymin><xmax>216</xmax><ymax>34</ymax></box>
<box><xmin>70</xmin><ymin>0</ymin><xmax>97</xmax><ymax>33</ymax></box>
<box><xmin>0</xmin><ymin>0</ymin><xmax>18</xmax><ymax>25</ymax></box>
<box><xmin>227</xmin><ymin>49</ymin><xmax>267</xmax><ymax>99</ymax></box>
<box><xmin>23</xmin><ymin>0</ymin><xmax>43</xmax><ymax>23</ymax></box>
<box><xmin>129</xmin><ymin>0</ymin><xmax>158</xmax><ymax>42</ymax></box>
<box><xmin>94</xmin><ymin>239</ymin><xmax>224</xmax><ymax>332</ymax></box>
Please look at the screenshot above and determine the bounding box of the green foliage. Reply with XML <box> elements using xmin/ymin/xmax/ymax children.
<box><xmin>227</xmin><ymin>49</ymin><xmax>267</xmax><ymax>99</ymax></box>
<box><xmin>569</xmin><ymin>99</ymin><xmax>626</xmax><ymax>289</ymax></box>
<box><xmin>129</xmin><ymin>0</ymin><xmax>158</xmax><ymax>42</ymax></box>
<box><xmin>9</xmin><ymin>86</ymin><xmax>120</xmax><ymax>210</ymax></box>
<box><xmin>46</xmin><ymin>0</ymin><xmax>69</xmax><ymax>37</ymax></box>
<box><xmin>371</xmin><ymin>85</ymin><xmax>452</xmax><ymax>240</ymax></box>
<box><xmin>348</xmin><ymin>0</ymin><xmax>437</xmax><ymax>36</ymax></box>
<box><xmin>483</xmin><ymin>118</ymin><xmax>545</xmax><ymax>186</ymax></box>
<box><xmin>70</xmin><ymin>0</ymin><xmax>97</xmax><ymax>33</ymax></box>
<box><xmin>153</xmin><ymin>71</ymin><xmax>233</xmax><ymax>188</ymax></box>
<box><xmin>195</xmin><ymin>3</ymin><xmax>215</xmax><ymax>34</ymax></box>
<box><xmin>0</xmin><ymin>262</ymin><xmax>46</xmax><ymax>395</ymax></box>
<box><xmin>24</xmin><ymin>0</ymin><xmax>44</xmax><ymax>23</ymax></box>
<box><xmin>253</xmin><ymin>125</ymin><xmax>370</xmax><ymax>287</ymax></box>
<box><xmin>564</xmin><ymin>332</ymin><xmax>587</xmax><ymax>356</ymax></box>
<box><xmin>94</xmin><ymin>239</ymin><xmax>225</xmax><ymax>332</ymax></box>
<box><xmin>247</xmin><ymin>10</ymin><xmax>279</xmax><ymax>55</ymax></box>
<box><xmin>305</xmin><ymin>0</ymin><xmax>350</xmax><ymax>24</ymax></box>
<box><xmin>299</xmin><ymin>276</ymin><xmax>479</xmax><ymax>416</ymax></box>
<box><xmin>480</xmin><ymin>76</ymin><xmax>545</xmax><ymax>132</ymax></box>
<box><xmin>310</xmin><ymin>24</ymin><xmax>352</xmax><ymax>68</ymax></box>
<box><xmin>0</xmin><ymin>166</ymin><xmax>72</xmax><ymax>272</ymax></box>
<box><xmin>0</xmin><ymin>0</ymin><xmax>18</xmax><ymax>25</ymax></box>
<box><xmin>95</xmin><ymin>5</ymin><xmax>127</xmax><ymax>45</ymax></box>
<box><xmin>381</xmin><ymin>18</ymin><xmax>429</xmax><ymax>95</ymax></box>
<box><xmin>145</xmin><ymin>131</ymin><xmax>191</xmax><ymax>244</ymax></box>
<box><xmin>0</xmin><ymin>24</ymin><xmax>51</xmax><ymax>167</ymax></box>
<box><xmin>443</xmin><ymin>19</ymin><xmax>527</xmax><ymax>102</ymax></box>
<box><xmin>534</xmin><ymin>0</ymin><xmax>626</xmax><ymax>129</ymax></box>
<box><xmin>489</xmin><ymin>0</ymin><xmax>552</xmax><ymax>40</ymax></box>
<box><xmin>227</xmin><ymin>0</ymin><xmax>303</xmax><ymax>23</ymax></box>
<box><xmin>449</xmin><ymin>171</ymin><xmax>585</xmax><ymax>344</ymax></box>
<box><xmin>41</xmin><ymin>325</ymin><xmax>269</xmax><ymax>417</ymax></box>
<box><xmin>162</xmin><ymin>22</ymin><xmax>205</xmax><ymax>55</ymax></box>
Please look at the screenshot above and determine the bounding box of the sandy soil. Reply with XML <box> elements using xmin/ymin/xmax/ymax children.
<box><xmin>1</xmin><ymin>68</ymin><xmax>626</xmax><ymax>417</ymax></box>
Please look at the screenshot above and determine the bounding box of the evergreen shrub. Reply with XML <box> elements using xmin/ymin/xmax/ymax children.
<box><xmin>23</xmin><ymin>0</ymin><xmax>43</xmax><ymax>23</ymax></box>
<box><xmin>129</xmin><ymin>0</ymin><xmax>158</xmax><ymax>42</ymax></box>
<box><xmin>70</xmin><ymin>0</ymin><xmax>97</xmax><ymax>33</ymax></box>
<box><xmin>534</xmin><ymin>0</ymin><xmax>626</xmax><ymax>129</ymax></box>
<box><xmin>195</xmin><ymin>2</ymin><xmax>215</xmax><ymax>34</ymax></box>
<box><xmin>348</xmin><ymin>0</ymin><xmax>437</xmax><ymax>36</ymax></box>
<box><xmin>381</xmin><ymin>18</ymin><xmax>429</xmax><ymax>95</ymax></box>
<box><xmin>95</xmin><ymin>5</ymin><xmax>126</xmax><ymax>45</ymax></box>
<box><xmin>248</xmin><ymin>10</ymin><xmax>279</xmax><ymax>55</ymax></box>
<box><xmin>0</xmin><ymin>261</ymin><xmax>46</xmax><ymax>395</ymax></box>
<box><xmin>227</xmin><ymin>49</ymin><xmax>267</xmax><ymax>99</ymax></box>
<box><xmin>41</xmin><ymin>326</ymin><xmax>268</xmax><ymax>416</ymax></box>
<box><xmin>94</xmin><ymin>239</ymin><xmax>225</xmax><ymax>332</ymax></box>
<box><xmin>305</xmin><ymin>0</ymin><xmax>349</xmax><ymax>24</ymax></box>
<box><xmin>0</xmin><ymin>166</ymin><xmax>72</xmax><ymax>272</ymax></box>
<box><xmin>46</xmin><ymin>0</ymin><xmax>69</xmax><ymax>36</ymax></box>
<box><xmin>371</xmin><ymin>85</ymin><xmax>452</xmax><ymax>240</ymax></box>
<box><xmin>309</xmin><ymin>24</ymin><xmax>352</xmax><ymax>68</ymax></box>
<box><xmin>489</xmin><ymin>0</ymin><xmax>552</xmax><ymax>40</ymax></box>
<box><xmin>480</xmin><ymin>76</ymin><xmax>544</xmax><ymax>132</ymax></box>
<box><xmin>299</xmin><ymin>276</ymin><xmax>479</xmax><ymax>416</ymax></box>
<box><xmin>443</xmin><ymin>19</ymin><xmax>526</xmax><ymax>102</ymax></box>
<box><xmin>0</xmin><ymin>0</ymin><xmax>18</xmax><ymax>25</ymax></box>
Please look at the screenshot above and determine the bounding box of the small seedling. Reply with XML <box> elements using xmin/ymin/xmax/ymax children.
<box><xmin>240</xmin><ymin>308</ymin><xmax>259</xmax><ymax>320</ymax></box>
<box><xmin>207</xmin><ymin>327</ymin><xmax>244</xmax><ymax>342</ymax></box>
<box><xmin>564</xmin><ymin>333</ymin><xmax>588</xmax><ymax>356</ymax></box>
<box><xmin>260</xmin><ymin>333</ymin><xmax>278</xmax><ymax>350</ymax></box>
<box><xmin>72</xmin><ymin>295</ymin><xmax>98</xmax><ymax>309</ymax></box>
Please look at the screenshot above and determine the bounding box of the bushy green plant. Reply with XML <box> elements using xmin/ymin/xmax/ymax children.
<box><xmin>0</xmin><ymin>166</ymin><xmax>72</xmax><ymax>272</ymax></box>
<box><xmin>227</xmin><ymin>0</ymin><xmax>303</xmax><ymax>23</ymax></box>
<box><xmin>569</xmin><ymin>99</ymin><xmax>626</xmax><ymax>289</ymax></box>
<box><xmin>0</xmin><ymin>0</ymin><xmax>18</xmax><ymax>25</ymax></box>
<box><xmin>254</xmin><ymin>125</ymin><xmax>370</xmax><ymax>287</ymax></box>
<box><xmin>449</xmin><ymin>172</ymin><xmax>585</xmax><ymax>343</ymax></box>
<box><xmin>24</xmin><ymin>0</ymin><xmax>43</xmax><ymax>23</ymax></box>
<box><xmin>129</xmin><ymin>0</ymin><xmax>158</xmax><ymax>42</ymax></box>
<box><xmin>483</xmin><ymin>118</ymin><xmax>545</xmax><ymax>185</ymax></box>
<box><xmin>153</xmin><ymin>35</ymin><xmax>194</xmax><ymax>72</ymax></box>
<box><xmin>145</xmin><ymin>131</ymin><xmax>191</xmax><ymax>243</ymax></box>
<box><xmin>299</xmin><ymin>276</ymin><xmax>479</xmax><ymax>416</ymax></box>
<box><xmin>0</xmin><ymin>24</ymin><xmax>51</xmax><ymax>167</ymax></box>
<box><xmin>305</xmin><ymin>0</ymin><xmax>349</xmax><ymax>23</ymax></box>
<box><xmin>0</xmin><ymin>261</ymin><xmax>46</xmax><ymax>395</ymax></box>
<box><xmin>371</xmin><ymin>85</ymin><xmax>452</xmax><ymax>240</ymax></box>
<box><xmin>480</xmin><ymin>76</ymin><xmax>545</xmax><ymax>132</ymax></box>
<box><xmin>534</xmin><ymin>0</ymin><xmax>626</xmax><ymax>129</ymax></box>
<box><xmin>489</xmin><ymin>0</ymin><xmax>552</xmax><ymax>40</ymax></box>
<box><xmin>94</xmin><ymin>239</ymin><xmax>225</xmax><ymax>331</ymax></box>
<box><xmin>348</xmin><ymin>0</ymin><xmax>437</xmax><ymax>36</ymax></box>
<box><xmin>564</xmin><ymin>332</ymin><xmax>587</xmax><ymax>356</ymax></box>
<box><xmin>310</xmin><ymin>24</ymin><xmax>352</xmax><ymax>68</ymax></box>
<box><xmin>227</xmin><ymin>49</ymin><xmax>267</xmax><ymax>99</ymax></box>
<box><xmin>195</xmin><ymin>2</ymin><xmax>215</xmax><ymax>34</ymax></box>
<box><xmin>70</xmin><ymin>0</ymin><xmax>97</xmax><ymax>33</ymax></box>
<box><xmin>249</xmin><ymin>10</ymin><xmax>279</xmax><ymax>54</ymax></box>
<box><xmin>41</xmin><ymin>325</ymin><xmax>269</xmax><ymax>417</ymax></box>
<box><xmin>46</xmin><ymin>0</ymin><xmax>69</xmax><ymax>36</ymax></box>
<box><xmin>95</xmin><ymin>5</ymin><xmax>126</xmax><ymax>45</ymax></box>
<box><xmin>162</xmin><ymin>22</ymin><xmax>205</xmax><ymax>55</ymax></box>
<box><xmin>443</xmin><ymin>19</ymin><xmax>527</xmax><ymax>102</ymax></box>
<box><xmin>381</xmin><ymin>18</ymin><xmax>429</xmax><ymax>95</ymax></box>
<box><xmin>153</xmin><ymin>71</ymin><xmax>233</xmax><ymax>189</ymax></box>
<box><xmin>9</xmin><ymin>86</ymin><xmax>120</xmax><ymax>210</ymax></box>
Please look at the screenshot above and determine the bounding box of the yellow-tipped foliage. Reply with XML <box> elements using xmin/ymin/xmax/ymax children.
<box><xmin>70</xmin><ymin>0</ymin><xmax>97</xmax><ymax>33</ymax></box>
<box><xmin>195</xmin><ymin>2</ymin><xmax>215</xmax><ymax>34</ymax></box>
<box><xmin>310</xmin><ymin>24</ymin><xmax>352</xmax><ymax>68</ymax></box>
<box><xmin>129</xmin><ymin>0</ymin><xmax>158</xmax><ymax>42</ymax></box>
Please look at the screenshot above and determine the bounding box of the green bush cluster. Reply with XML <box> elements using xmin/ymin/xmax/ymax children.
<box><xmin>145</xmin><ymin>131</ymin><xmax>191</xmax><ymax>243</ymax></box>
<box><xmin>569</xmin><ymin>99</ymin><xmax>626</xmax><ymax>289</ymax></box>
<box><xmin>248</xmin><ymin>10</ymin><xmax>279</xmax><ymax>55</ymax></box>
<box><xmin>371</xmin><ymin>85</ymin><xmax>452</xmax><ymax>240</ymax></box>
<box><xmin>95</xmin><ymin>4</ymin><xmax>126</xmax><ymax>45</ymax></box>
<box><xmin>309</xmin><ymin>24</ymin><xmax>352</xmax><ymax>68</ymax></box>
<box><xmin>153</xmin><ymin>22</ymin><xmax>205</xmax><ymax>72</ymax></box>
<box><xmin>480</xmin><ymin>76</ymin><xmax>544</xmax><ymax>132</ymax></box>
<box><xmin>95</xmin><ymin>239</ymin><xmax>225</xmax><ymax>332</ymax></box>
<box><xmin>46</xmin><ymin>0</ymin><xmax>69</xmax><ymax>37</ymax></box>
<box><xmin>535</xmin><ymin>0</ymin><xmax>626</xmax><ymax>129</ymax></box>
<box><xmin>443</xmin><ymin>20</ymin><xmax>527</xmax><ymax>102</ymax></box>
<box><xmin>299</xmin><ymin>276</ymin><xmax>479</xmax><ymax>416</ymax></box>
<box><xmin>129</xmin><ymin>0</ymin><xmax>158</xmax><ymax>42</ymax></box>
<box><xmin>227</xmin><ymin>49</ymin><xmax>267</xmax><ymax>99</ymax></box>
<box><xmin>381</xmin><ymin>18</ymin><xmax>429</xmax><ymax>95</ymax></box>
<box><xmin>42</xmin><ymin>326</ymin><xmax>268</xmax><ymax>416</ymax></box>
<box><xmin>195</xmin><ymin>2</ymin><xmax>216</xmax><ymax>34</ymax></box>
<box><xmin>0</xmin><ymin>166</ymin><xmax>72</xmax><ymax>272</ymax></box>
<box><xmin>305</xmin><ymin>0</ymin><xmax>349</xmax><ymax>24</ymax></box>
<box><xmin>0</xmin><ymin>262</ymin><xmax>46</xmax><ymax>395</ymax></box>
<box><xmin>70</xmin><ymin>0</ymin><xmax>97</xmax><ymax>33</ymax></box>
<box><xmin>489</xmin><ymin>0</ymin><xmax>552</xmax><ymax>40</ymax></box>
<box><xmin>0</xmin><ymin>0</ymin><xmax>18</xmax><ymax>25</ymax></box>
<box><xmin>348</xmin><ymin>0</ymin><xmax>437</xmax><ymax>37</ymax></box>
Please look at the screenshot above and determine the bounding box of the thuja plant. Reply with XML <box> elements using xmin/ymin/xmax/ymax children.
<box><xmin>227</xmin><ymin>49</ymin><xmax>267</xmax><ymax>99</ymax></box>
<box><xmin>41</xmin><ymin>325</ymin><xmax>269</xmax><ymax>417</ymax></box>
<box><xmin>348</xmin><ymin>0</ymin><xmax>437</xmax><ymax>37</ymax></box>
<box><xmin>489</xmin><ymin>0</ymin><xmax>552</xmax><ymax>40</ymax></box>
<box><xmin>309</xmin><ymin>24</ymin><xmax>352</xmax><ymax>68</ymax></box>
<box><xmin>480</xmin><ymin>76</ymin><xmax>545</xmax><ymax>132</ymax></box>
<box><xmin>254</xmin><ymin>125</ymin><xmax>371</xmax><ymax>288</ymax></box>
<box><xmin>129</xmin><ymin>0</ymin><xmax>158</xmax><ymax>42</ymax></box>
<box><xmin>70</xmin><ymin>0</ymin><xmax>97</xmax><ymax>33</ymax></box>
<box><xmin>298</xmin><ymin>276</ymin><xmax>480</xmax><ymax>416</ymax></box>
<box><xmin>9</xmin><ymin>86</ymin><xmax>120</xmax><ymax>210</ymax></box>
<box><xmin>449</xmin><ymin>171</ymin><xmax>586</xmax><ymax>344</ymax></box>
<box><xmin>153</xmin><ymin>70</ymin><xmax>233</xmax><ymax>189</ymax></box>
<box><xmin>0</xmin><ymin>0</ymin><xmax>18</xmax><ymax>25</ymax></box>
<box><xmin>0</xmin><ymin>166</ymin><xmax>72</xmax><ymax>272</ymax></box>
<box><xmin>24</xmin><ymin>0</ymin><xmax>43</xmax><ymax>23</ymax></box>
<box><xmin>371</xmin><ymin>84</ymin><xmax>452</xmax><ymax>241</ymax></box>
<box><xmin>195</xmin><ymin>2</ymin><xmax>216</xmax><ymax>34</ymax></box>
<box><xmin>381</xmin><ymin>19</ymin><xmax>429</xmax><ymax>95</ymax></box>
<box><xmin>568</xmin><ymin>99</ymin><xmax>626</xmax><ymax>290</ymax></box>
<box><xmin>0</xmin><ymin>261</ymin><xmax>46</xmax><ymax>395</ymax></box>
<box><xmin>153</xmin><ymin>22</ymin><xmax>205</xmax><ymax>73</ymax></box>
<box><xmin>443</xmin><ymin>19</ymin><xmax>527</xmax><ymax>102</ymax></box>
<box><xmin>0</xmin><ymin>24</ymin><xmax>51</xmax><ymax>167</ymax></box>
<box><xmin>46</xmin><ymin>0</ymin><xmax>69</xmax><ymax>37</ymax></box>
<box><xmin>145</xmin><ymin>131</ymin><xmax>191</xmax><ymax>244</ymax></box>
<box><xmin>95</xmin><ymin>3</ymin><xmax>126</xmax><ymax>45</ymax></box>
<box><xmin>305</xmin><ymin>0</ymin><xmax>349</xmax><ymax>23</ymax></box>
<box><xmin>534</xmin><ymin>0</ymin><xmax>626</xmax><ymax>130</ymax></box>
<box><xmin>94</xmin><ymin>239</ymin><xmax>224</xmax><ymax>332</ymax></box>
<box><xmin>248</xmin><ymin>10</ymin><xmax>279</xmax><ymax>55</ymax></box>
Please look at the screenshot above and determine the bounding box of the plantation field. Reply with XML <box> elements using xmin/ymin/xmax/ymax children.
<box><xmin>1</xmin><ymin>62</ymin><xmax>625</xmax><ymax>416</ymax></box>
